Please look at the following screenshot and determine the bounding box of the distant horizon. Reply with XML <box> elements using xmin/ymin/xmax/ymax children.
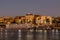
<box><xmin>0</xmin><ymin>12</ymin><xmax>58</xmax><ymax>17</ymax></box>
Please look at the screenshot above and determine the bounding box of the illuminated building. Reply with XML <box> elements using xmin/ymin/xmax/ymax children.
<box><xmin>0</xmin><ymin>17</ymin><xmax>4</xmax><ymax>23</ymax></box>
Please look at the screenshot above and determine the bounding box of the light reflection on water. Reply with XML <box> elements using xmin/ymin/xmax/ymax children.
<box><xmin>0</xmin><ymin>28</ymin><xmax>60</xmax><ymax>40</ymax></box>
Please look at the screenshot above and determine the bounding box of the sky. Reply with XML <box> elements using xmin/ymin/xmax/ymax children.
<box><xmin>0</xmin><ymin>0</ymin><xmax>60</xmax><ymax>17</ymax></box>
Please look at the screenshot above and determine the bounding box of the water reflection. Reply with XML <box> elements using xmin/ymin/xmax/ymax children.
<box><xmin>21</xmin><ymin>29</ymin><xmax>27</xmax><ymax>40</ymax></box>
<box><xmin>47</xmin><ymin>30</ymin><xmax>52</xmax><ymax>40</ymax></box>
<box><xmin>0</xmin><ymin>29</ymin><xmax>60</xmax><ymax>40</ymax></box>
<box><xmin>5</xmin><ymin>29</ymin><xmax>18</xmax><ymax>40</ymax></box>
<box><xmin>18</xmin><ymin>29</ymin><xmax>21</xmax><ymax>40</ymax></box>
<box><xmin>0</xmin><ymin>28</ymin><xmax>5</xmax><ymax>40</ymax></box>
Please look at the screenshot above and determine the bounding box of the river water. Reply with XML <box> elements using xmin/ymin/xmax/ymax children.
<box><xmin>0</xmin><ymin>28</ymin><xmax>60</xmax><ymax>40</ymax></box>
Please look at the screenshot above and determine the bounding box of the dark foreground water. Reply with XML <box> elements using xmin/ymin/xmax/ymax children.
<box><xmin>0</xmin><ymin>28</ymin><xmax>60</xmax><ymax>40</ymax></box>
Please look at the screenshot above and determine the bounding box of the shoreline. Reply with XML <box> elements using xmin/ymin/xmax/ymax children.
<box><xmin>0</xmin><ymin>24</ymin><xmax>60</xmax><ymax>30</ymax></box>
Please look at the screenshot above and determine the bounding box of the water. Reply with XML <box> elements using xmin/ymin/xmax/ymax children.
<box><xmin>0</xmin><ymin>28</ymin><xmax>60</xmax><ymax>40</ymax></box>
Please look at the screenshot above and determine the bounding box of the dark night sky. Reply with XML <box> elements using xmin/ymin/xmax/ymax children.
<box><xmin>0</xmin><ymin>0</ymin><xmax>60</xmax><ymax>17</ymax></box>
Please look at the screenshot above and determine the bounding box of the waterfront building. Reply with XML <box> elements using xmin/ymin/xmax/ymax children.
<box><xmin>25</xmin><ymin>13</ymin><xmax>34</xmax><ymax>23</ymax></box>
<box><xmin>0</xmin><ymin>13</ymin><xmax>58</xmax><ymax>29</ymax></box>
<box><xmin>4</xmin><ymin>16</ymin><xmax>14</xmax><ymax>24</ymax></box>
<box><xmin>46</xmin><ymin>16</ymin><xmax>53</xmax><ymax>25</ymax></box>
<box><xmin>56</xmin><ymin>16</ymin><xmax>60</xmax><ymax>27</ymax></box>
<box><xmin>0</xmin><ymin>17</ymin><xmax>4</xmax><ymax>23</ymax></box>
<box><xmin>14</xmin><ymin>16</ymin><xmax>25</xmax><ymax>24</ymax></box>
<box><xmin>34</xmin><ymin>15</ymin><xmax>41</xmax><ymax>27</ymax></box>
<box><xmin>20</xmin><ymin>16</ymin><xmax>25</xmax><ymax>24</ymax></box>
<box><xmin>40</xmin><ymin>16</ymin><xmax>47</xmax><ymax>25</ymax></box>
<box><xmin>14</xmin><ymin>16</ymin><xmax>21</xmax><ymax>24</ymax></box>
<box><xmin>25</xmin><ymin>13</ymin><xmax>35</xmax><ymax>28</ymax></box>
